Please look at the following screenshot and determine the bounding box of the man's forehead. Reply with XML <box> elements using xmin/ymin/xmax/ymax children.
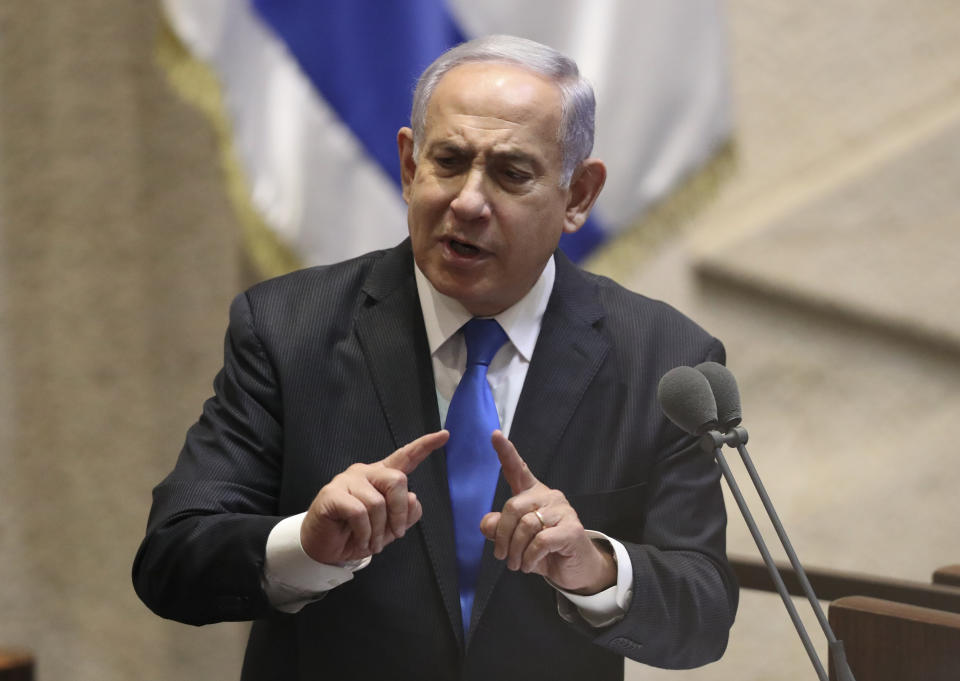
<box><xmin>427</xmin><ymin>62</ymin><xmax>562</xmax><ymax>125</ymax></box>
<box><xmin>421</xmin><ymin>62</ymin><xmax>563</xmax><ymax>159</ymax></box>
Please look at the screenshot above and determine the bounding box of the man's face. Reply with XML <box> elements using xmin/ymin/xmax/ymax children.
<box><xmin>398</xmin><ymin>62</ymin><xmax>592</xmax><ymax>316</ymax></box>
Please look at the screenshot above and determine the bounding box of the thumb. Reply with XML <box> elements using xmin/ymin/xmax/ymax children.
<box><xmin>480</xmin><ymin>511</ymin><xmax>501</xmax><ymax>540</ymax></box>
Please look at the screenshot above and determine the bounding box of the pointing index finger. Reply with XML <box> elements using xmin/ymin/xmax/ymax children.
<box><xmin>491</xmin><ymin>430</ymin><xmax>538</xmax><ymax>494</ymax></box>
<box><xmin>382</xmin><ymin>430</ymin><xmax>449</xmax><ymax>474</ymax></box>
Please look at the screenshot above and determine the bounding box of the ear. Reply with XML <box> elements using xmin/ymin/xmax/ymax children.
<box><xmin>397</xmin><ymin>127</ymin><xmax>417</xmax><ymax>204</ymax></box>
<box><xmin>562</xmin><ymin>159</ymin><xmax>607</xmax><ymax>234</ymax></box>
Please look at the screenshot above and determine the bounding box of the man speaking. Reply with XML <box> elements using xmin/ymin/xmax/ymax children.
<box><xmin>133</xmin><ymin>35</ymin><xmax>737</xmax><ymax>680</ymax></box>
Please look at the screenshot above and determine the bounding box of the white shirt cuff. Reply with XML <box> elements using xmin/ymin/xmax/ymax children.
<box><xmin>262</xmin><ymin>512</ymin><xmax>370</xmax><ymax>613</ymax></box>
<box><xmin>553</xmin><ymin>530</ymin><xmax>634</xmax><ymax>628</ymax></box>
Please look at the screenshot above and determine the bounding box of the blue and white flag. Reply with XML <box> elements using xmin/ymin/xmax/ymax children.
<box><xmin>162</xmin><ymin>0</ymin><xmax>731</xmax><ymax>268</ymax></box>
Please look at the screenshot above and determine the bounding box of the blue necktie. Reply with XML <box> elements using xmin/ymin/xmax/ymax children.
<box><xmin>445</xmin><ymin>318</ymin><xmax>508</xmax><ymax>635</ymax></box>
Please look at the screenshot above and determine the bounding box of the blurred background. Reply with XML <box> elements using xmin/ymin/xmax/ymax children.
<box><xmin>1</xmin><ymin>1</ymin><xmax>958</xmax><ymax>679</ymax></box>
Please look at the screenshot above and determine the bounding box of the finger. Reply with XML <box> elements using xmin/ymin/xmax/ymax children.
<box><xmin>521</xmin><ymin>505</ymin><xmax>583</xmax><ymax>574</ymax></box>
<box><xmin>480</xmin><ymin>511</ymin><xmax>501</xmax><ymax>540</ymax></box>
<box><xmin>302</xmin><ymin>501</ymin><xmax>349</xmax><ymax>564</ymax></box>
<box><xmin>494</xmin><ymin>494</ymin><xmax>539</xmax><ymax>560</ymax></box>
<box><xmin>405</xmin><ymin>492</ymin><xmax>422</xmax><ymax>529</ymax></box>
<box><xmin>520</xmin><ymin>527</ymin><xmax>562</xmax><ymax>574</ymax></box>
<box><xmin>491</xmin><ymin>430</ymin><xmax>537</xmax><ymax>494</ymax></box>
<box><xmin>521</xmin><ymin>526</ymin><xmax>568</xmax><ymax>574</ymax></box>
<box><xmin>369</xmin><ymin>494</ymin><xmax>421</xmax><ymax>554</ymax></box>
<box><xmin>382</xmin><ymin>430</ymin><xmax>449</xmax><ymax>474</ymax></box>
<box><xmin>506</xmin><ymin>511</ymin><xmax>544</xmax><ymax>571</ymax></box>
<box><xmin>367</xmin><ymin>467</ymin><xmax>410</xmax><ymax>538</ymax></box>
<box><xmin>373</xmin><ymin>494</ymin><xmax>423</xmax><ymax>552</ymax></box>
<box><xmin>336</xmin><ymin>493</ymin><xmax>373</xmax><ymax>554</ymax></box>
<box><xmin>348</xmin><ymin>479</ymin><xmax>388</xmax><ymax>553</ymax></box>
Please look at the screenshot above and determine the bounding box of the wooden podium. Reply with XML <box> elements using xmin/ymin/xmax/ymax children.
<box><xmin>829</xmin><ymin>596</ymin><xmax>960</xmax><ymax>681</ymax></box>
<box><xmin>731</xmin><ymin>556</ymin><xmax>960</xmax><ymax>680</ymax></box>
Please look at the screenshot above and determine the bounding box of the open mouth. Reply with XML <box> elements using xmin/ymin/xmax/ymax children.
<box><xmin>447</xmin><ymin>238</ymin><xmax>483</xmax><ymax>257</ymax></box>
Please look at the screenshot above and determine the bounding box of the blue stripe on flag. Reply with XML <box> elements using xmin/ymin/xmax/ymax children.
<box><xmin>251</xmin><ymin>0</ymin><xmax>464</xmax><ymax>184</ymax></box>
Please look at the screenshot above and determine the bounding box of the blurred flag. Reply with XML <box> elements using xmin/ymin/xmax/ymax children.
<box><xmin>161</xmin><ymin>0</ymin><xmax>731</xmax><ymax>272</ymax></box>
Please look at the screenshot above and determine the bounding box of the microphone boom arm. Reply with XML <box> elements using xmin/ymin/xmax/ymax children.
<box><xmin>706</xmin><ymin>434</ymin><xmax>830</xmax><ymax>681</ymax></box>
<box><xmin>703</xmin><ymin>428</ymin><xmax>856</xmax><ymax>681</ymax></box>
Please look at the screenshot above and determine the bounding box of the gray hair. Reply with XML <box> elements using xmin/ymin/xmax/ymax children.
<box><xmin>410</xmin><ymin>35</ymin><xmax>596</xmax><ymax>186</ymax></box>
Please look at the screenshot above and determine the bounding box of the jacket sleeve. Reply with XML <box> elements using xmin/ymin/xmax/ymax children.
<box><xmin>132</xmin><ymin>292</ymin><xmax>286</xmax><ymax>625</ymax></box>
<box><xmin>568</xmin><ymin>338</ymin><xmax>739</xmax><ymax>668</ymax></box>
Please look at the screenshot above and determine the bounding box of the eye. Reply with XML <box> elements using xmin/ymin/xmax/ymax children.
<box><xmin>432</xmin><ymin>153</ymin><xmax>467</xmax><ymax>175</ymax></box>
<box><xmin>502</xmin><ymin>167</ymin><xmax>532</xmax><ymax>183</ymax></box>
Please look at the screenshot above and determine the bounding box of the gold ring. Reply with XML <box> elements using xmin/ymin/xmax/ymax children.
<box><xmin>534</xmin><ymin>509</ymin><xmax>547</xmax><ymax>529</ymax></box>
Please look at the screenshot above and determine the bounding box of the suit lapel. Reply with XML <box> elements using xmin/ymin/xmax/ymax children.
<box><xmin>470</xmin><ymin>253</ymin><xmax>611</xmax><ymax>639</ymax></box>
<box><xmin>354</xmin><ymin>241</ymin><xmax>464</xmax><ymax>649</ymax></box>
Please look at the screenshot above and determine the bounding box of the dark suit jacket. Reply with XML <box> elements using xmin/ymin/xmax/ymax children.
<box><xmin>133</xmin><ymin>239</ymin><xmax>738</xmax><ymax>680</ymax></box>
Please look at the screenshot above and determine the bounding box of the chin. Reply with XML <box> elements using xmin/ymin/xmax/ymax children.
<box><xmin>437</xmin><ymin>279</ymin><xmax>482</xmax><ymax>307</ymax></box>
<box><xmin>432</xmin><ymin>278</ymin><xmax>490</xmax><ymax>314</ymax></box>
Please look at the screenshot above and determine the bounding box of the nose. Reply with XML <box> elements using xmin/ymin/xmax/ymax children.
<box><xmin>449</xmin><ymin>167</ymin><xmax>491</xmax><ymax>221</ymax></box>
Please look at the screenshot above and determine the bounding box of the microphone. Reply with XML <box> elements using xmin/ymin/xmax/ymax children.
<box><xmin>656</xmin><ymin>366</ymin><xmax>719</xmax><ymax>435</ymax></box>
<box><xmin>657</xmin><ymin>364</ymin><xmax>856</xmax><ymax>681</ymax></box>
<box><xmin>694</xmin><ymin>361</ymin><xmax>742</xmax><ymax>431</ymax></box>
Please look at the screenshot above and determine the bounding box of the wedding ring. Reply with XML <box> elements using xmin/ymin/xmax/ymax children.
<box><xmin>534</xmin><ymin>509</ymin><xmax>547</xmax><ymax>529</ymax></box>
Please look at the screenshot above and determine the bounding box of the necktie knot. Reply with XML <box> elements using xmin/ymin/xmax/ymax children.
<box><xmin>463</xmin><ymin>318</ymin><xmax>507</xmax><ymax>367</ymax></box>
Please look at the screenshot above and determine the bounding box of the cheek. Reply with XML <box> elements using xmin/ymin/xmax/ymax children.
<box><xmin>411</xmin><ymin>181</ymin><xmax>453</xmax><ymax>218</ymax></box>
<box><xmin>509</xmin><ymin>203</ymin><xmax>565</xmax><ymax>246</ymax></box>
<box><xmin>407</xmin><ymin>192</ymin><xmax>438</xmax><ymax>230</ymax></box>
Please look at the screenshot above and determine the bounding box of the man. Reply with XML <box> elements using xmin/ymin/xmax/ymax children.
<box><xmin>134</xmin><ymin>35</ymin><xmax>737</xmax><ymax>680</ymax></box>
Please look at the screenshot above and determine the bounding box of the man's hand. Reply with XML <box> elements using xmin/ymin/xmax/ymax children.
<box><xmin>480</xmin><ymin>431</ymin><xmax>616</xmax><ymax>595</ymax></box>
<box><xmin>300</xmin><ymin>430</ymin><xmax>449</xmax><ymax>564</ymax></box>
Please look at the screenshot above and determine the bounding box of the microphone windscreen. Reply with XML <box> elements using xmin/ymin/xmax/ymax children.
<box><xmin>695</xmin><ymin>362</ymin><xmax>742</xmax><ymax>429</ymax></box>
<box><xmin>657</xmin><ymin>366</ymin><xmax>719</xmax><ymax>435</ymax></box>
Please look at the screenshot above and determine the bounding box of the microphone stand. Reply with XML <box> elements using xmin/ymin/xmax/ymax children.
<box><xmin>717</xmin><ymin>427</ymin><xmax>856</xmax><ymax>681</ymax></box>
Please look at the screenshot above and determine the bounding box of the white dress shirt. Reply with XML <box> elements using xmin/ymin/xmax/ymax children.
<box><xmin>263</xmin><ymin>256</ymin><xmax>633</xmax><ymax>627</ymax></box>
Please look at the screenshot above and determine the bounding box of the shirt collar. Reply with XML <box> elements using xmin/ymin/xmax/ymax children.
<box><xmin>414</xmin><ymin>256</ymin><xmax>556</xmax><ymax>363</ymax></box>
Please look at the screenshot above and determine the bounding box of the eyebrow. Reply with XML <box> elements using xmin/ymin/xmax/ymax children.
<box><xmin>426</xmin><ymin>141</ymin><xmax>538</xmax><ymax>163</ymax></box>
<box><xmin>426</xmin><ymin>141</ymin><xmax>470</xmax><ymax>156</ymax></box>
<box><xmin>491</xmin><ymin>150</ymin><xmax>538</xmax><ymax>166</ymax></box>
